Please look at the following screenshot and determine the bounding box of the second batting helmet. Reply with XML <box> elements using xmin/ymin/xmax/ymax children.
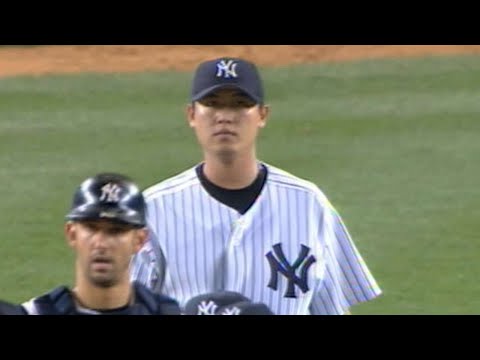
<box><xmin>65</xmin><ymin>173</ymin><xmax>146</xmax><ymax>228</ymax></box>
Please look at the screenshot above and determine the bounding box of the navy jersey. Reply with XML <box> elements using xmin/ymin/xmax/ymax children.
<box><xmin>0</xmin><ymin>299</ymin><xmax>27</xmax><ymax>315</ymax></box>
<box><xmin>22</xmin><ymin>281</ymin><xmax>181</xmax><ymax>315</ymax></box>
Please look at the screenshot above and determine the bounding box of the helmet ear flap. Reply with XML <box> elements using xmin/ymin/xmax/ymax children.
<box><xmin>65</xmin><ymin>173</ymin><xmax>146</xmax><ymax>227</ymax></box>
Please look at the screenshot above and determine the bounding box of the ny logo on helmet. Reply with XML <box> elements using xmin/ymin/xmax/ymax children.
<box><xmin>100</xmin><ymin>183</ymin><xmax>122</xmax><ymax>203</ymax></box>
<box><xmin>216</xmin><ymin>59</ymin><xmax>238</xmax><ymax>79</ymax></box>
<box><xmin>219</xmin><ymin>306</ymin><xmax>241</xmax><ymax>315</ymax></box>
<box><xmin>197</xmin><ymin>300</ymin><xmax>218</xmax><ymax>315</ymax></box>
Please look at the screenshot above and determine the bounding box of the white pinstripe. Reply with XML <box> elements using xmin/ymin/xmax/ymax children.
<box><xmin>131</xmin><ymin>163</ymin><xmax>382</xmax><ymax>314</ymax></box>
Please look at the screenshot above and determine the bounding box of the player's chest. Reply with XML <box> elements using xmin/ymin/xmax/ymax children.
<box><xmin>163</xmin><ymin>207</ymin><xmax>324</xmax><ymax>308</ymax></box>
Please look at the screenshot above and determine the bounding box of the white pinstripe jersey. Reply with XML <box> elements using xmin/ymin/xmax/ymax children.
<box><xmin>130</xmin><ymin>163</ymin><xmax>382</xmax><ymax>314</ymax></box>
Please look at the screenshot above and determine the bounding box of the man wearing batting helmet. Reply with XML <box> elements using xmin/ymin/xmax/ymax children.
<box><xmin>21</xmin><ymin>173</ymin><xmax>181</xmax><ymax>315</ymax></box>
<box><xmin>131</xmin><ymin>57</ymin><xmax>382</xmax><ymax>314</ymax></box>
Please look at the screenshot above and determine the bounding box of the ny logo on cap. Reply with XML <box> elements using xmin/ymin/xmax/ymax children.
<box><xmin>100</xmin><ymin>182</ymin><xmax>122</xmax><ymax>203</ymax></box>
<box><xmin>197</xmin><ymin>300</ymin><xmax>218</xmax><ymax>315</ymax></box>
<box><xmin>216</xmin><ymin>59</ymin><xmax>238</xmax><ymax>79</ymax></box>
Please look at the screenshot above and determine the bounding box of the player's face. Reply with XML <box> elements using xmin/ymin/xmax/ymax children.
<box><xmin>65</xmin><ymin>220</ymin><xmax>147</xmax><ymax>288</ymax></box>
<box><xmin>187</xmin><ymin>88</ymin><xmax>269</xmax><ymax>157</ymax></box>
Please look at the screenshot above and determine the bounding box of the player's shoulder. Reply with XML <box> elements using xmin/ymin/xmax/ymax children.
<box><xmin>21</xmin><ymin>285</ymin><xmax>74</xmax><ymax>315</ymax></box>
<box><xmin>264</xmin><ymin>162</ymin><xmax>337</xmax><ymax>212</ymax></box>
<box><xmin>265</xmin><ymin>163</ymin><xmax>330</xmax><ymax>201</ymax></box>
<box><xmin>0</xmin><ymin>299</ymin><xmax>27</xmax><ymax>315</ymax></box>
<box><xmin>143</xmin><ymin>165</ymin><xmax>200</xmax><ymax>201</ymax></box>
<box><xmin>133</xmin><ymin>281</ymin><xmax>181</xmax><ymax>315</ymax></box>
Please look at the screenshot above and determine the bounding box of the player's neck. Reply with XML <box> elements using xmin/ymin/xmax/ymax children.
<box><xmin>203</xmin><ymin>151</ymin><xmax>260</xmax><ymax>189</ymax></box>
<box><xmin>73</xmin><ymin>277</ymin><xmax>133</xmax><ymax>310</ymax></box>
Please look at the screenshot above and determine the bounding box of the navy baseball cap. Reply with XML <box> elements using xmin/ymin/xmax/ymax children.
<box><xmin>190</xmin><ymin>57</ymin><xmax>264</xmax><ymax>104</ymax></box>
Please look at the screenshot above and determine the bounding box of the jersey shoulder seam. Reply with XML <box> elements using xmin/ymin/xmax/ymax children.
<box><xmin>144</xmin><ymin>167</ymin><xmax>200</xmax><ymax>199</ymax></box>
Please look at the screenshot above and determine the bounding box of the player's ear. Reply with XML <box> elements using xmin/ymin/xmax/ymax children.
<box><xmin>258</xmin><ymin>104</ymin><xmax>270</xmax><ymax>128</ymax></box>
<box><xmin>64</xmin><ymin>221</ymin><xmax>77</xmax><ymax>249</ymax></box>
<box><xmin>133</xmin><ymin>228</ymin><xmax>148</xmax><ymax>253</ymax></box>
<box><xmin>186</xmin><ymin>102</ymin><xmax>196</xmax><ymax>128</ymax></box>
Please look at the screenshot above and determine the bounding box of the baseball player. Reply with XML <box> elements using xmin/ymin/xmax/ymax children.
<box><xmin>131</xmin><ymin>57</ymin><xmax>382</xmax><ymax>315</ymax></box>
<box><xmin>21</xmin><ymin>173</ymin><xmax>181</xmax><ymax>315</ymax></box>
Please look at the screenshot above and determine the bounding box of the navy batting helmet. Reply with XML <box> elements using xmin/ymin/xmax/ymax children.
<box><xmin>65</xmin><ymin>173</ymin><xmax>146</xmax><ymax>228</ymax></box>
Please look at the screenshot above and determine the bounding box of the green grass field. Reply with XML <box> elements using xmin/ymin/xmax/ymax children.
<box><xmin>1</xmin><ymin>54</ymin><xmax>479</xmax><ymax>314</ymax></box>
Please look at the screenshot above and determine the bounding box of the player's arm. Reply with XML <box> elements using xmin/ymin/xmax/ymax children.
<box><xmin>130</xmin><ymin>228</ymin><xmax>165</xmax><ymax>294</ymax></box>
<box><xmin>309</xmin><ymin>194</ymin><xmax>382</xmax><ymax>315</ymax></box>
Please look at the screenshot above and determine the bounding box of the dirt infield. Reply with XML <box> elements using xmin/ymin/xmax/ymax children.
<box><xmin>1</xmin><ymin>45</ymin><xmax>480</xmax><ymax>78</ymax></box>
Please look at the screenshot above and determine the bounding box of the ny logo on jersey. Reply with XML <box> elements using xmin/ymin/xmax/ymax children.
<box><xmin>216</xmin><ymin>59</ymin><xmax>238</xmax><ymax>78</ymax></box>
<box><xmin>266</xmin><ymin>243</ymin><xmax>316</xmax><ymax>298</ymax></box>
<box><xmin>197</xmin><ymin>300</ymin><xmax>218</xmax><ymax>315</ymax></box>
<box><xmin>100</xmin><ymin>182</ymin><xmax>122</xmax><ymax>203</ymax></box>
